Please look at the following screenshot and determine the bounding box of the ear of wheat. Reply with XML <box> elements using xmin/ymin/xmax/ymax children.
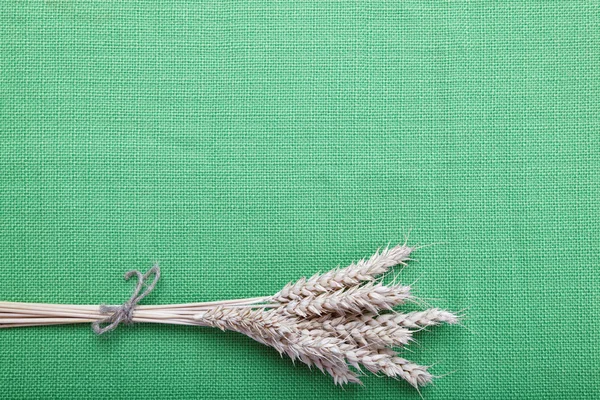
<box><xmin>0</xmin><ymin>244</ymin><xmax>459</xmax><ymax>389</ymax></box>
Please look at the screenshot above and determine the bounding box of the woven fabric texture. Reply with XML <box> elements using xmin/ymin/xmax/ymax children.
<box><xmin>1</xmin><ymin>1</ymin><xmax>599</xmax><ymax>399</ymax></box>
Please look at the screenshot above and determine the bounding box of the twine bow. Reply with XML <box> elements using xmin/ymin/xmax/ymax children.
<box><xmin>92</xmin><ymin>265</ymin><xmax>161</xmax><ymax>334</ymax></box>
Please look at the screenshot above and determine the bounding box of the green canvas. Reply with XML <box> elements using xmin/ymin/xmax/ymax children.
<box><xmin>1</xmin><ymin>1</ymin><xmax>599</xmax><ymax>398</ymax></box>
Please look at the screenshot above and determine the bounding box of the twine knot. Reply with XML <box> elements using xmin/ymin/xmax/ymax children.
<box><xmin>92</xmin><ymin>265</ymin><xmax>161</xmax><ymax>334</ymax></box>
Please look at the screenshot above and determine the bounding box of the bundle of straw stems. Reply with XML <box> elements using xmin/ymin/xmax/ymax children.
<box><xmin>0</xmin><ymin>244</ymin><xmax>459</xmax><ymax>389</ymax></box>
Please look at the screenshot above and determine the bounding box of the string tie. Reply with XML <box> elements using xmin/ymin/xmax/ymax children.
<box><xmin>92</xmin><ymin>265</ymin><xmax>160</xmax><ymax>334</ymax></box>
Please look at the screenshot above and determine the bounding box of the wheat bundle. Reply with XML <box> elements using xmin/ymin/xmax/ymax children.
<box><xmin>0</xmin><ymin>244</ymin><xmax>459</xmax><ymax>389</ymax></box>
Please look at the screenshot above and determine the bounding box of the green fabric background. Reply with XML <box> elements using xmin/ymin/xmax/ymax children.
<box><xmin>1</xmin><ymin>1</ymin><xmax>599</xmax><ymax>399</ymax></box>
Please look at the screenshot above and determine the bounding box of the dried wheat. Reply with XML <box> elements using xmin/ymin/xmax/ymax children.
<box><xmin>0</xmin><ymin>243</ymin><xmax>458</xmax><ymax>390</ymax></box>
<box><xmin>273</xmin><ymin>243</ymin><xmax>413</xmax><ymax>302</ymax></box>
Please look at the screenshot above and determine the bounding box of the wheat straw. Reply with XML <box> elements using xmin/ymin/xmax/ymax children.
<box><xmin>0</xmin><ymin>243</ymin><xmax>458</xmax><ymax>389</ymax></box>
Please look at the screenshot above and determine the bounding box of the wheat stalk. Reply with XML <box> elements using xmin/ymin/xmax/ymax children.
<box><xmin>0</xmin><ymin>243</ymin><xmax>459</xmax><ymax>390</ymax></box>
<box><xmin>273</xmin><ymin>243</ymin><xmax>414</xmax><ymax>302</ymax></box>
<box><xmin>276</xmin><ymin>282</ymin><xmax>412</xmax><ymax>317</ymax></box>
